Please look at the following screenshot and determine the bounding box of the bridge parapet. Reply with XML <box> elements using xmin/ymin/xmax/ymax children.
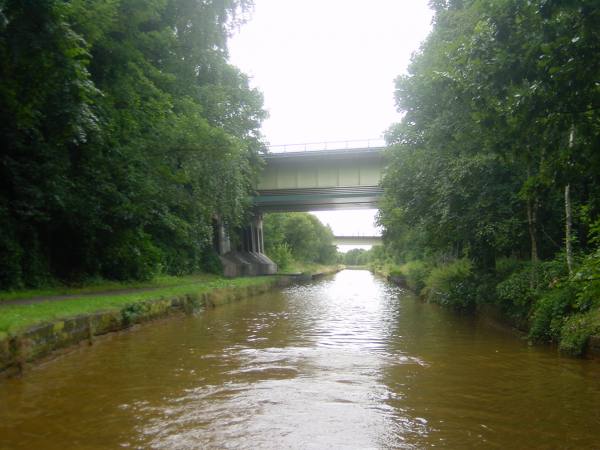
<box><xmin>259</xmin><ymin>147</ymin><xmax>385</xmax><ymax>189</ymax></box>
<box><xmin>268</xmin><ymin>138</ymin><xmax>386</xmax><ymax>154</ymax></box>
<box><xmin>333</xmin><ymin>235</ymin><xmax>382</xmax><ymax>246</ymax></box>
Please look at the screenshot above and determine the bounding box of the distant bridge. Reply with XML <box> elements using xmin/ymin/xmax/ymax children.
<box><xmin>333</xmin><ymin>235</ymin><xmax>382</xmax><ymax>246</ymax></box>
<box><xmin>220</xmin><ymin>141</ymin><xmax>387</xmax><ymax>276</ymax></box>
<box><xmin>254</xmin><ymin>140</ymin><xmax>386</xmax><ymax>212</ymax></box>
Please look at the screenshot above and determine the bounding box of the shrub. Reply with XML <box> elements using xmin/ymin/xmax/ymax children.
<box><xmin>496</xmin><ymin>258</ymin><xmax>570</xmax><ymax>327</ymax></box>
<box><xmin>495</xmin><ymin>257</ymin><xmax>525</xmax><ymax>278</ymax></box>
<box><xmin>162</xmin><ymin>246</ymin><xmax>199</xmax><ymax>276</ymax></box>
<box><xmin>122</xmin><ymin>302</ymin><xmax>146</xmax><ymax>326</ymax></box>
<box><xmin>399</xmin><ymin>260</ymin><xmax>429</xmax><ymax>293</ymax></box>
<box><xmin>494</xmin><ymin>253</ymin><xmax>600</xmax><ymax>355</ymax></box>
<box><xmin>528</xmin><ymin>282</ymin><xmax>577</xmax><ymax>343</ymax></box>
<box><xmin>268</xmin><ymin>243</ymin><xmax>293</xmax><ymax>271</ymax></box>
<box><xmin>378</xmin><ymin>262</ymin><xmax>403</xmax><ymax>280</ymax></box>
<box><xmin>559</xmin><ymin>310</ymin><xmax>600</xmax><ymax>356</ymax></box>
<box><xmin>0</xmin><ymin>232</ymin><xmax>23</xmax><ymax>289</ymax></box>
<box><xmin>200</xmin><ymin>248</ymin><xmax>223</xmax><ymax>275</ymax></box>
<box><xmin>101</xmin><ymin>230</ymin><xmax>163</xmax><ymax>281</ymax></box>
<box><xmin>573</xmin><ymin>248</ymin><xmax>600</xmax><ymax>311</ymax></box>
<box><xmin>422</xmin><ymin>259</ymin><xmax>474</xmax><ymax>310</ymax></box>
<box><xmin>496</xmin><ymin>265</ymin><xmax>538</xmax><ymax>324</ymax></box>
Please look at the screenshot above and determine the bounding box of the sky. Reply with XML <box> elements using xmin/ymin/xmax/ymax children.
<box><xmin>229</xmin><ymin>1</ymin><xmax>433</xmax><ymax>250</ymax></box>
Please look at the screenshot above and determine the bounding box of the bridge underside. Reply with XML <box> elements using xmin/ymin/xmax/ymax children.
<box><xmin>254</xmin><ymin>186</ymin><xmax>382</xmax><ymax>212</ymax></box>
<box><xmin>255</xmin><ymin>147</ymin><xmax>384</xmax><ymax>212</ymax></box>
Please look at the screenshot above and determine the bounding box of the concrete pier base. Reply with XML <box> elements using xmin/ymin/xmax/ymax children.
<box><xmin>214</xmin><ymin>211</ymin><xmax>278</xmax><ymax>277</ymax></box>
<box><xmin>217</xmin><ymin>212</ymin><xmax>277</xmax><ymax>277</ymax></box>
<box><xmin>219</xmin><ymin>251</ymin><xmax>277</xmax><ymax>277</ymax></box>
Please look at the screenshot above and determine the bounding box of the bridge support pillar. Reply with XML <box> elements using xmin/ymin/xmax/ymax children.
<box><xmin>218</xmin><ymin>212</ymin><xmax>277</xmax><ymax>277</ymax></box>
<box><xmin>242</xmin><ymin>214</ymin><xmax>265</xmax><ymax>253</ymax></box>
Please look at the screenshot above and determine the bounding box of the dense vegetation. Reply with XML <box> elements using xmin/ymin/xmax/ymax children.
<box><xmin>377</xmin><ymin>0</ymin><xmax>600</xmax><ymax>355</ymax></box>
<box><xmin>263</xmin><ymin>212</ymin><xmax>337</xmax><ymax>270</ymax></box>
<box><xmin>0</xmin><ymin>0</ymin><xmax>265</xmax><ymax>288</ymax></box>
<box><xmin>340</xmin><ymin>248</ymin><xmax>371</xmax><ymax>266</ymax></box>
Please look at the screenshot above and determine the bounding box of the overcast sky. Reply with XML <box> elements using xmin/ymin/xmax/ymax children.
<box><xmin>229</xmin><ymin>1</ymin><xmax>433</xmax><ymax>248</ymax></box>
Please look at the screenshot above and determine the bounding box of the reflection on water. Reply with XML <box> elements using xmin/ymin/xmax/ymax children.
<box><xmin>1</xmin><ymin>270</ymin><xmax>599</xmax><ymax>449</ymax></box>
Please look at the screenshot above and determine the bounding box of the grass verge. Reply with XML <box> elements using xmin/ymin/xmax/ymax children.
<box><xmin>282</xmin><ymin>262</ymin><xmax>342</xmax><ymax>275</ymax></box>
<box><xmin>0</xmin><ymin>276</ymin><xmax>275</xmax><ymax>336</ymax></box>
<box><xmin>0</xmin><ymin>274</ymin><xmax>219</xmax><ymax>302</ymax></box>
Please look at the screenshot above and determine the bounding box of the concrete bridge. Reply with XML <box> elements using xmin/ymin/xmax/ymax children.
<box><xmin>219</xmin><ymin>141</ymin><xmax>386</xmax><ymax>276</ymax></box>
<box><xmin>254</xmin><ymin>143</ymin><xmax>385</xmax><ymax>212</ymax></box>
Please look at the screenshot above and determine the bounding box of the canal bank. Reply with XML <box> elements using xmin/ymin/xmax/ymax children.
<box><xmin>377</xmin><ymin>268</ymin><xmax>600</xmax><ymax>359</ymax></box>
<box><xmin>0</xmin><ymin>266</ymin><xmax>341</xmax><ymax>376</ymax></box>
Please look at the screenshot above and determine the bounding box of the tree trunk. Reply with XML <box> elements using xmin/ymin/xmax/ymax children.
<box><xmin>527</xmin><ymin>196</ymin><xmax>539</xmax><ymax>289</ymax></box>
<box><xmin>565</xmin><ymin>183</ymin><xmax>573</xmax><ymax>275</ymax></box>
<box><xmin>565</xmin><ymin>126</ymin><xmax>575</xmax><ymax>276</ymax></box>
<box><xmin>526</xmin><ymin>160</ymin><xmax>539</xmax><ymax>289</ymax></box>
<box><xmin>527</xmin><ymin>197</ymin><xmax>539</xmax><ymax>264</ymax></box>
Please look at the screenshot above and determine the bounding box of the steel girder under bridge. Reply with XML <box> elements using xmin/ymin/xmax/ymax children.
<box><xmin>254</xmin><ymin>145</ymin><xmax>385</xmax><ymax>212</ymax></box>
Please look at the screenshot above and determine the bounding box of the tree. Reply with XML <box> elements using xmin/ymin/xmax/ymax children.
<box><xmin>0</xmin><ymin>0</ymin><xmax>267</xmax><ymax>287</ymax></box>
<box><xmin>263</xmin><ymin>213</ymin><xmax>337</xmax><ymax>265</ymax></box>
<box><xmin>379</xmin><ymin>0</ymin><xmax>600</xmax><ymax>352</ymax></box>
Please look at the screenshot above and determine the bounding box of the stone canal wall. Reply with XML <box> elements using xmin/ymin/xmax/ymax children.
<box><xmin>0</xmin><ymin>283</ymin><xmax>277</xmax><ymax>377</ymax></box>
<box><xmin>0</xmin><ymin>268</ymin><xmax>341</xmax><ymax>377</ymax></box>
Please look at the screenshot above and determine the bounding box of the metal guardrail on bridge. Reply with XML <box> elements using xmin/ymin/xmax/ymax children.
<box><xmin>332</xmin><ymin>235</ymin><xmax>383</xmax><ymax>245</ymax></box>
<box><xmin>267</xmin><ymin>138</ymin><xmax>386</xmax><ymax>154</ymax></box>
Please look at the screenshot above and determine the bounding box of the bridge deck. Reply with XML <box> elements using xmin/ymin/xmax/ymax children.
<box><xmin>255</xmin><ymin>186</ymin><xmax>382</xmax><ymax>212</ymax></box>
<box><xmin>255</xmin><ymin>146</ymin><xmax>385</xmax><ymax>211</ymax></box>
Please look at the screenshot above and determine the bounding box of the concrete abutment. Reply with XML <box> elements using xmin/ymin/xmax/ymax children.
<box><xmin>216</xmin><ymin>213</ymin><xmax>277</xmax><ymax>277</ymax></box>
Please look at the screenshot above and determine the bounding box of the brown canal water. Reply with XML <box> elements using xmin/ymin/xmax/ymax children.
<box><xmin>1</xmin><ymin>270</ymin><xmax>599</xmax><ymax>449</ymax></box>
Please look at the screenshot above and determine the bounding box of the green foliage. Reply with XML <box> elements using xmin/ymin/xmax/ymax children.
<box><xmin>379</xmin><ymin>0</ymin><xmax>600</xmax><ymax>355</ymax></box>
<box><xmin>200</xmin><ymin>248</ymin><xmax>224</xmax><ymax>275</ymax></box>
<box><xmin>495</xmin><ymin>257</ymin><xmax>525</xmax><ymax>279</ymax></box>
<box><xmin>381</xmin><ymin>0</ymin><xmax>600</xmax><ymax>267</ymax></box>
<box><xmin>422</xmin><ymin>259</ymin><xmax>474</xmax><ymax>311</ymax></box>
<box><xmin>529</xmin><ymin>283</ymin><xmax>577</xmax><ymax>343</ymax></box>
<box><xmin>573</xmin><ymin>248</ymin><xmax>600</xmax><ymax>311</ymax></box>
<box><xmin>263</xmin><ymin>213</ymin><xmax>337</xmax><ymax>266</ymax></box>
<box><xmin>268</xmin><ymin>243</ymin><xmax>293</xmax><ymax>271</ymax></box>
<box><xmin>0</xmin><ymin>0</ymin><xmax>265</xmax><ymax>288</ymax></box>
<box><xmin>343</xmin><ymin>248</ymin><xmax>370</xmax><ymax>266</ymax></box>
<box><xmin>495</xmin><ymin>258</ymin><xmax>568</xmax><ymax>325</ymax></box>
<box><xmin>366</xmin><ymin>246</ymin><xmax>393</xmax><ymax>272</ymax></box>
<box><xmin>121</xmin><ymin>302</ymin><xmax>146</xmax><ymax>326</ymax></box>
<box><xmin>0</xmin><ymin>273</ymin><xmax>215</xmax><ymax>302</ymax></box>
<box><xmin>492</xmin><ymin>251</ymin><xmax>600</xmax><ymax>354</ymax></box>
<box><xmin>528</xmin><ymin>246</ymin><xmax>600</xmax><ymax>354</ymax></box>
<box><xmin>398</xmin><ymin>260</ymin><xmax>429</xmax><ymax>293</ymax></box>
<box><xmin>496</xmin><ymin>266</ymin><xmax>538</xmax><ymax>325</ymax></box>
<box><xmin>0</xmin><ymin>222</ymin><xmax>23</xmax><ymax>289</ymax></box>
<box><xmin>559</xmin><ymin>311</ymin><xmax>600</xmax><ymax>356</ymax></box>
<box><xmin>101</xmin><ymin>230</ymin><xmax>163</xmax><ymax>281</ymax></box>
<box><xmin>0</xmin><ymin>274</ymin><xmax>276</xmax><ymax>335</ymax></box>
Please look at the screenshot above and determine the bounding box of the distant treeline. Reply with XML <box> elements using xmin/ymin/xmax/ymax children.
<box><xmin>376</xmin><ymin>0</ymin><xmax>600</xmax><ymax>355</ymax></box>
<box><xmin>0</xmin><ymin>0</ymin><xmax>264</xmax><ymax>288</ymax></box>
<box><xmin>263</xmin><ymin>212</ymin><xmax>338</xmax><ymax>270</ymax></box>
<box><xmin>340</xmin><ymin>248</ymin><xmax>371</xmax><ymax>266</ymax></box>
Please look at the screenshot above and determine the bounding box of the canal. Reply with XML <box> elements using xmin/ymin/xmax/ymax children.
<box><xmin>1</xmin><ymin>270</ymin><xmax>599</xmax><ymax>448</ymax></box>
